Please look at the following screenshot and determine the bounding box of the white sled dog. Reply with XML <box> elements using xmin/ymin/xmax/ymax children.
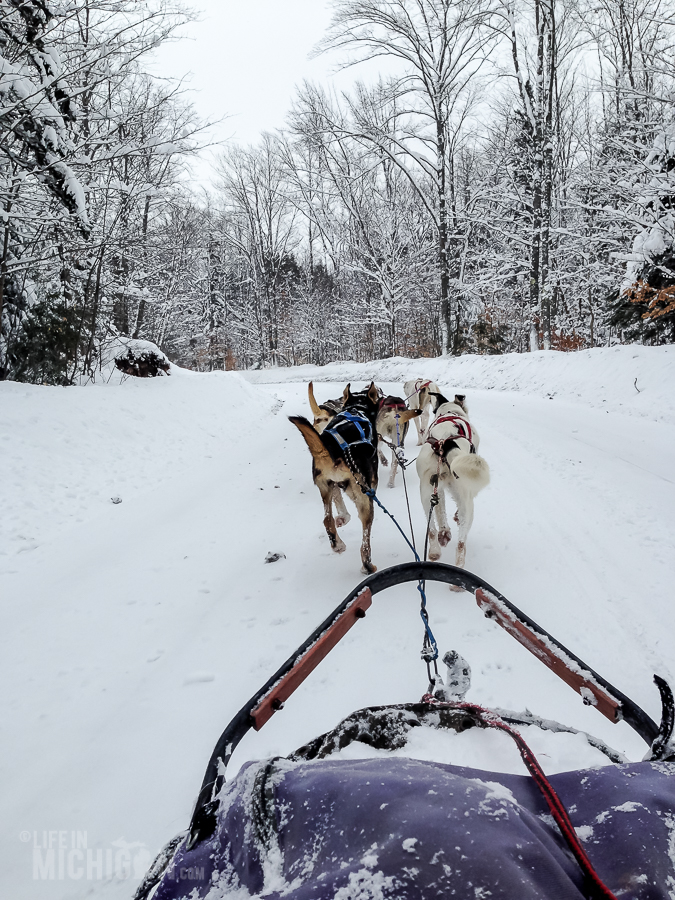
<box><xmin>416</xmin><ymin>392</ymin><xmax>490</xmax><ymax>571</ymax></box>
<box><xmin>403</xmin><ymin>378</ymin><xmax>439</xmax><ymax>445</ymax></box>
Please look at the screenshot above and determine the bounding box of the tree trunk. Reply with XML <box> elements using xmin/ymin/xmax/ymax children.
<box><xmin>132</xmin><ymin>194</ymin><xmax>152</xmax><ymax>339</ymax></box>
<box><xmin>82</xmin><ymin>249</ymin><xmax>105</xmax><ymax>378</ymax></box>
<box><xmin>437</xmin><ymin>119</ymin><xmax>451</xmax><ymax>354</ymax></box>
<box><xmin>540</xmin><ymin>0</ymin><xmax>555</xmax><ymax>351</ymax></box>
<box><xmin>529</xmin><ymin>0</ymin><xmax>546</xmax><ymax>351</ymax></box>
<box><xmin>0</xmin><ymin>218</ymin><xmax>11</xmax><ymax>380</ymax></box>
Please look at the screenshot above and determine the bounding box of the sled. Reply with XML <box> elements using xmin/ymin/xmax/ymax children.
<box><xmin>135</xmin><ymin>563</ymin><xmax>675</xmax><ymax>900</ymax></box>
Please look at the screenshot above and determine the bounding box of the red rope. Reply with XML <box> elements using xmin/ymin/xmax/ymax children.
<box><xmin>421</xmin><ymin>698</ymin><xmax>620</xmax><ymax>900</ymax></box>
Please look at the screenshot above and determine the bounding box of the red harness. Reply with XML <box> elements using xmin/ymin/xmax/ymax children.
<box><xmin>405</xmin><ymin>379</ymin><xmax>432</xmax><ymax>403</ymax></box>
<box><xmin>426</xmin><ymin>414</ymin><xmax>475</xmax><ymax>457</ymax></box>
<box><xmin>378</xmin><ymin>396</ymin><xmax>407</xmax><ymax>413</ymax></box>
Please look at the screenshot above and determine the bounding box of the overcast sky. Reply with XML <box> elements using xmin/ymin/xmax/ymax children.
<box><xmin>151</xmin><ymin>0</ymin><xmax>373</xmax><ymax>182</ymax></box>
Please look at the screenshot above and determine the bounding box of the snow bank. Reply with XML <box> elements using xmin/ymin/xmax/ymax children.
<box><xmin>0</xmin><ymin>367</ymin><xmax>275</xmax><ymax>562</ymax></box>
<box><xmin>242</xmin><ymin>345</ymin><xmax>675</xmax><ymax>425</ymax></box>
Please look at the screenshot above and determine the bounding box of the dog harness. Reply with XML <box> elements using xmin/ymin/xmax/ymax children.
<box><xmin>324</xmin><ymin>410</ymin><xmax>376</xmax><ymax>455</ymax></box>
<box><xmin>321</xmin><ymin>398</ymin><xmax>343</xmax><ymax>416</ymax></box>
<box><xmin>426</xmin><ymin>414</ymin><xmax>476</xmax><ymax>457</ymax></box>
<box><xmin>379</xmin><ymin>396</ymin><xmax>407</xmax><ymax>413</ymax></box>
<box><xmin>405</xmin><ymin>379</ymin><xmax>432</xmax><ymax>403</ymax></box>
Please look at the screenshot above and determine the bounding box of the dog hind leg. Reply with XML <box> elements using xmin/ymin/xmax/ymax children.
<box><xmin>345</xmin><ymin>481</ymin><xmax>376</xmax><ymax>574</ymax></box>
<box><xmin>454</xmin><ymin>494</ymin><xmax>474</xmax><ymax>569</ymax></box>
<box><xmin>435</xmin><ymin>481</ymin><xmax>452</xmax><ymax>547</ymax></box>
<box><xmin>333</xmin><ymin>486</ymin><xmax>351</xmax><ymax>528</ymax></box>
<box><xmin>318</xmin><ymin>478</ymin><xmax>346</xmax><ymax>553</ymax></box>
<box><xmin>415</xmin><ymin>412</ymin><xmax>425</xmax><ymax>445</ymax></box>
<box><xmin>419</xmin><ymin>405</ymin><xmax>430</xmax><ymax>442</ymax></box>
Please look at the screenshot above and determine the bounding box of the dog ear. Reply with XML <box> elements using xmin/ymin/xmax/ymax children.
<box><xmin>342</xmin><ymin>383</ymin><xmax>351</xmax><ymax>404</ymax></box>
<box><xmin>308</xmin><ymin>382</ymin><xmax>322</xmax><ymax>419</ymax></box>
<box><xmin>367</xmin><ymin>382</ymin><xmax>380</xmax><ymax>405</ymax></box>
<box><xmin>430</xmin><ymin>391</ymin><xmax>449</xmax><ymax>411</ymax></box>
<box><xmin>454</xmin><ymin>394</ymin><xmax>467</xmax><ymax>411</ymax></box>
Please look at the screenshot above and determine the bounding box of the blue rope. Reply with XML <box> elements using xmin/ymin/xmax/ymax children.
<box><xmin>364</xmin><ymin>487</ymin><xmax>439</xmax><ymax>661</ymax></box>
<box><xmin>365</xmin><ymin>488</ymin><xmax>418</xmax><ymax>560</ymax></box>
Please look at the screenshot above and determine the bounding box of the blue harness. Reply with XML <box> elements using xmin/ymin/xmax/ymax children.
<box><xmin>324</xmin><ymin>410</ymin><xmax>375</xmax><ymax>455</ymax></box>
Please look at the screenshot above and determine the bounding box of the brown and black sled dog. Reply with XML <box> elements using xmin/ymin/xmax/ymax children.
<box><xmin>290</xmin><ymin>382</ymin><xmax>381</xmax><ymax>574</ymax></box>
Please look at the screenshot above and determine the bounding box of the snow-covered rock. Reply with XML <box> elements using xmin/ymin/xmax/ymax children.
<box><xmin>107</xmin><ymin>337</ymin><xmax>171</xmax><ymax>378</ymax></box>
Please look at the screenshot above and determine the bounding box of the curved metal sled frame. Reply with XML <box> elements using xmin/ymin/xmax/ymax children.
<box><xmin>186</xmin><ymin>562</ymin><xmax>670</xmax><ymax>850</ymax></box>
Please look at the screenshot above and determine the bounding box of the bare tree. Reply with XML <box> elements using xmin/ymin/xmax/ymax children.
<box><xmin>215</xmin><ymin>136</ymin><xmax>299</xmax><ymax>366</ymax></box>
<box><xmin>319</xmin><ymin>0</ymin><xmax>496</xmax><ymax>352</ymax></box>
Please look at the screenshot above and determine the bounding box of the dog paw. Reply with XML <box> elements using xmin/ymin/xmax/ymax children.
<box><xmin>332</xmin><ymin>541</ymin><xmax>346</xmax><ymax>554</ymax></box>
<box><xmin>335</xmin><ymin>515</ymin><xmax>350</xmax><ymax>528</ymax></box>
<box><xmin>428</xmin><ymin>549</ymin><xmax>441</xmax><ymax>561</ymax></box>
<box><xmin>380</xmin><ymin>457</ymin><xmax>389</xmax><ymax>467</ymax></box>
<box><xmin>387</xmin><ymin>480</ymin><xmax>396</xmax><ymax>489</ymax></box>
<box><xmin>438</xmin><ymin>528</ymin><xmax>451</xmax><ymax>547</ymax></box>
<box><xmin>361</xmin><ymin>561</ymin><xmax>377</xmax><ymax>574</ymax></box>
<box><xmin>449</xmin><ymin>584</ymin><xmax>464</xmax><ymax>593</ymax></box>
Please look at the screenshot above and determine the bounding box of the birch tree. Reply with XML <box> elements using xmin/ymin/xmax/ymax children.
<box><xmin>287</xmin><ymin>85</ymin><xmax>438</xmax><ymax>357</ymax></box>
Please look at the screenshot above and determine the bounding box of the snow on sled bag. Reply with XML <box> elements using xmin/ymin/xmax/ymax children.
<box><xmin>135</xmin><ymin>562</ymin><xmax>675</xmax><ymax>900</ymax></box>
<box><xmin>148</xmin><ymin>756</ymin><xmax>675</xmax><ymax>899</ymax></box>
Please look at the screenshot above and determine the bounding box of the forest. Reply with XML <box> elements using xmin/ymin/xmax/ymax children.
<box><xmin>1</xmin><ymin>0</ymin><xmax>674</xmax><ymax>383</ymax></box>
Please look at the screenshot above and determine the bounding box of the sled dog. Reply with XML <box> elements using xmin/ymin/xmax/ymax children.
<box><xmin>416</xmin><ymin>392</ymin><xmax>490</xmax><ymax>571</ymax></box>
<box><xmin>290</xmin><ymin>383</ymin><xmax>381</xmax><ymax>574</ymax></box>
<box><xmin>307</xmin><ymin>382</ymin><xmax>343</xmax><ymax>434</ymax></box>
<box><xmin>307</xmin><ymin>381</ymin><xmax>351</xmax><ymax>525</ymax></box>
<box><xmin>376</xmin><ymin>397</ymin><xmax>421</xmax><ymax>488</ymax></box>
<box><xmin>403</xmin><ymin>378</ymin><xmax>439</xmax><ymax>445</ymax></box>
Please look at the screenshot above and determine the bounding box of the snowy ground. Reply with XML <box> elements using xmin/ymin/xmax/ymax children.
<box><xmin>1</xmin><ymin>347</ymin><xmax>674</xmax><ymax>899</ymax></box>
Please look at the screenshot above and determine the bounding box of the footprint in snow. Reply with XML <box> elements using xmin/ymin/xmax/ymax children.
<box><xmin>184</xmin><ymin>672</ymin><xmax>215</xmax><ymax>685</ymax></box>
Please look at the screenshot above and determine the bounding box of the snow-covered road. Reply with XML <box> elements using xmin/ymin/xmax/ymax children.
<box><xmin>1</xmin><ymin>355</ymin><xmax>674</xmax><ymax>900</ymax></box>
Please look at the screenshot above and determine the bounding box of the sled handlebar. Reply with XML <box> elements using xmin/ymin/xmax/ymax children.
<box><xmin>186</xmin><ymin>562</ymin><xmax>665</xmax><ymax>850</ymax></box>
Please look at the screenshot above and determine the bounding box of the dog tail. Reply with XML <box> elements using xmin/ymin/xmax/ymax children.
<box><xmin>449</xmin><ymin>453</ymin><xmax>490</xmax><ymax>494</ymax></box>
<box><xmin>289</xmin><ymin>415</ymin><xmax>332</xmax><ymax>462</ymax></box>
<box><xmin>307</xmin><ymin>382</ymin><xmax>322</xmax><ymax>419</ymax></box>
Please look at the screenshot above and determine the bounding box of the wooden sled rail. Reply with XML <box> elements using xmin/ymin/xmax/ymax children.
<box><xmin>250</xmin><ymin>589</ymin><xmax>373</xmax><ymax>730</ymax></box>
